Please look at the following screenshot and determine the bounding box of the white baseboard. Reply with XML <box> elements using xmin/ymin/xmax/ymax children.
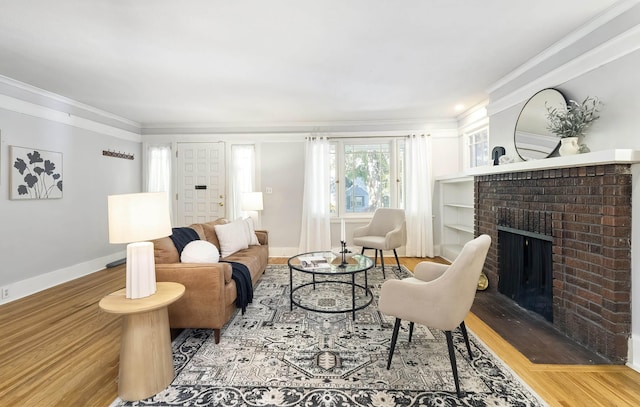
<box><xmin>267</xmin><ymin>246</ymin><xmax>412</xmax><ymax>258</ymax></box>
<box><xmin>268</xmin><ymin>247</ymin><xmax>304</xmax><ymax>257</ymax></box>
<box><xmin>627</xmin><ymin>335</ymin><xmax>640</xmax><ymax>373</ymax></box>
<box><xmin>0</xmin><ymin>251</ymin><xmax>125</xmax><ymax>305</ymax></box>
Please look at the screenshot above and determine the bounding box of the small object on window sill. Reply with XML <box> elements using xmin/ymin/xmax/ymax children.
<box><xmin>498</xmin><ymin>155</ymin><xmax>513</xmax><ymax>165</ymax></box>
<box><xmin>492</xmin><ymin>146</ymin><xmax>506</xmax><ymax>165</ymax></box>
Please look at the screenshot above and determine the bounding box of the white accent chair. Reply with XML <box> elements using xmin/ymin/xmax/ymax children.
<box><xmin>352</xmin><ymin>208</ymin><xmax>406</xmax><ymax>278</ymax></box>
<box><xmin>378</xmin><ymin>234</ymin><xmax>491</xmax><ymax>397</ymax></box>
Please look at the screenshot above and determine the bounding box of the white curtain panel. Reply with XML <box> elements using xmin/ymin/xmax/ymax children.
<box><xmin>230</xmin><ymin>145</ymin><xmax>256</xmax><ymax>221</ymax></box>
<box><xmin>404</xmin><ymin>134</ymin><xmax>434</xmax><ymax>257</ymax></box>
<box><xmin>299</xmin><ymin>136</ymin><xmax>331</xmax><ymax>252</ymax></box>
<box><xmin>146</xmin><ymin>144</ymin><xmax>173</xmax><ymax>224</ymax></box>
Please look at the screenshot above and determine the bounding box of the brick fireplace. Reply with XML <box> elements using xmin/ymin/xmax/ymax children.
<box><xmin>475</xmin><ymin>164</ymin><xmax>632</xmax><ymax>363</ymax></box>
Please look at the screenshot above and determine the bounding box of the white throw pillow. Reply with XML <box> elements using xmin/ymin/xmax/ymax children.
<box><xmin>214</xmin><ymin>219</ymin><xmax>250</xmax><ymax>257</ymax></box>
<box><xmin>181</xmin><ymin>240</ymin><xmax>220</xmax><ymax>263</ymax></box>
<box><xmin>244</xmin><ymin>217</ymin><xmax>260</xmax><ymax>246</ymax></box>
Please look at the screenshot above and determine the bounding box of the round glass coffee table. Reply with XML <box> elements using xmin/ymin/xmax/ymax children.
<box><xmin>287</xmin><ymin>251</ymin><xmax>374</xmax><ymax>320</ymax></box>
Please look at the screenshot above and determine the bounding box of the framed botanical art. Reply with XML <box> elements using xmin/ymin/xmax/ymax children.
<box><xmin>10</xmin><ymin>146</ymin><xmax>63</xmax><ymax>200</ymax></box>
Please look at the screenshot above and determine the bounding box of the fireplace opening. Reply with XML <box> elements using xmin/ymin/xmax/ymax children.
<box><xmin>498</xmin><ymin>228</ymin><xmax>553</xmax><ymax>322</ymax></box>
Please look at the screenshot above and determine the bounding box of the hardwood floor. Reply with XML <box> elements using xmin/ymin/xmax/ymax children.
<box><xmin>1</xmin><ymin>257</ymin><xmax>639</xmax><ymax>406</ymax></box>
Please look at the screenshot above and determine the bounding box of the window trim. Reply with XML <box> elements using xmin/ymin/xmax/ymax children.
<box><xmin>331</xmin><ymin>138</ymin><xmax>403</xmax><ymax>219</ymax></box>
<box><xmin>461</xmin><ymin>119</ymin><xmax>490</xmax><ymax>170</ymax></box>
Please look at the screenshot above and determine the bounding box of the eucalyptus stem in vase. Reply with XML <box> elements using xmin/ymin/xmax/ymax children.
<box><xmin>546</xmin><ymin>96</ymin><xmax>602</xmax><ymax>139</ymax></box>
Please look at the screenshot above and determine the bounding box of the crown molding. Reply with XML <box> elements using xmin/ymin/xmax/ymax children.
<box><xmin>487</xmin><ymin>22</ymin><xmax>640</xmax><ymax>116</ymax></box>
<box><xmin>0</xmin><ymin>74</ymin><xmax>140</xmax><ymax>129</ymax></box>
<box><xmin>0</xmin><ymin>74</ymin><xmax>141</xmax><ymax>141</ymax></box>
<box><xmin>0</xmin><ymin>93</ymin><xmax>141</xmax><ymax>142</ymax></box>
<box><xmin>140</xmin><ymin>118</ymin><xmax>458</xmax><ymax>136</ymax></box>
<box><xmin>487</xmin><ymin>0</ymin><xmax>639</xmax><ymax>94</ymax></box>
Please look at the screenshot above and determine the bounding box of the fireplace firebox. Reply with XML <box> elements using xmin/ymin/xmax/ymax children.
<box><xmin>498</xmin><ymin>228</ymin><xmax>553</xmax><ymax>321</ymax></box>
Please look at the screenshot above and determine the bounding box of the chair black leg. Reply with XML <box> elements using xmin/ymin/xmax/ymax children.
<box><xmin>362</xmin><ymin>247</ymin><xmax>375</xmax><ymax>265</ymax></box>
<box><xmin>379</xmin><ymin>250</ymin><xmax>386</xmax><ymax>278</ymax></box>
<box><xmin>445</xmin><ymin>331</ymin><xmax>462</xmax><ymax>397</ymax></box>
<box><xmin>408</xmin><ymin>322</ymin><xmax>414</xmax><ymax>342</ymax></box>
<box><xmin>393</xmin><ymin>249</ymin><xmax>401</xmax><ymax>270</ymax></box>
<box><xmin>459</xmin><ymin>321</ymin><xmax>473</xmax><ymax>359</ymax></box>
<box><xmin>387</xmin><ymin>318</ymin><xmax>402</xmax><ymax>369</ymax></box>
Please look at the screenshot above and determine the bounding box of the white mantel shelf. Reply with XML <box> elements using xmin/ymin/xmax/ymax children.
<box><xmin>467</xmin><ymin>149</ymin><xmax>640</xmax><ymax>176</ymax></box>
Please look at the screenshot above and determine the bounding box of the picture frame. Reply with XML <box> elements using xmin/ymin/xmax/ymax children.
<box><xmin>10</xmin><ymin>145</ymin><xmax>63</xmax><ymax>200</ymax></box>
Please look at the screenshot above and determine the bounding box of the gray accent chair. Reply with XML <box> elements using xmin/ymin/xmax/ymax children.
<box><xmin>378</xmin><ymin>234</ymin><xmax>491</xmax><ymax>397</ymax></box>
<box><xmin>352</xmin><ymin>208</ymin><xmax>406</xmax><ymax>278</ymax></box>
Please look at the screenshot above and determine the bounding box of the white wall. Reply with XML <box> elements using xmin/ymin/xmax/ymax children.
<box><xmin>143</xmin><ymin>130</ymin><xmax>460</xmax><ymax>257</ymax></box>
<box><xmin>260</xmin><ymin>141</ymin><xmax>305</xmax><ymax>254</ymax></box>
<box><xmin>0</xmin><ymin>100</ymin><xmax>141</xmax><ymax>304</ymax></box>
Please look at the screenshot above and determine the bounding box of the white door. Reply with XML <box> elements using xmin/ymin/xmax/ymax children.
<box><xmin>176</xmin><ymin>142</ymin><xmax>226</xmax><ymax>226</ymax></box>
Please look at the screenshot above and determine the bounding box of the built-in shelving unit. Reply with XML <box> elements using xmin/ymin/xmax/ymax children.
<box><xmin>437</xmin><ymin>175</ymin><xmax>474</xmax><ymax>262</ymax></box>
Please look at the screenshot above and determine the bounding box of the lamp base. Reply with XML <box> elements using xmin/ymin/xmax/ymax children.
<box><xmin>126</xmin><ymin>242</ymin><xmax>157</xmax><ymax>299</ymax></box>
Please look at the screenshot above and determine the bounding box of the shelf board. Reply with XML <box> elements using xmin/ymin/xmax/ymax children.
<box><xmin>467</xmin><ymin>149</ymin><xmax>640</xmax><ymax>176</ymax></box>
<box><xmin>444</xmin><ymin>203</ymin><xmax>473</xmax><ymax>209</ymax></box>
<box><xmin>443</xmin><ymin>223</ymin><xmax>474</xmax><ymax>233</ymax></box>
<box><xmin>441</xmin><ymin>243</ymin><xmax>465</xmax><ymax>262</ymax></box>
<box><xmin>436</xmin><ymin>175</ymin><xmax>473</xmax><ymax>183</ymax></box>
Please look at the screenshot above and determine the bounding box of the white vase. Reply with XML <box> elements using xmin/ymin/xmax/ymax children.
<box><xmin>559</xmin><ymin>137</ymin><xmax>580</xmax><ymax>156</ymax></box>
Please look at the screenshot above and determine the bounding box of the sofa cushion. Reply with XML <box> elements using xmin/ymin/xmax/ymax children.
<box><xmin>202</xmin><ymin>218</ymin><xmax>229</xmax><ymax>251</ymax></box>
<box><xmin>215</xmin><ymin>219</ymin><xmax>250</xmax><ymax>257</ymax></box>
<box><xmin>188</xmin><ymin>223</ymin><xmax>207</xmax><ymax>240</ymax></box>
<box><xmin>153</xmin><ymin>236</ymin><xmax>180</xmax><ymax>264</ymax></box>
<box><xmin>224</xmin><ymin>244</ymin><xmax>269</xmax><ymax>285</ymax></box>
<box><xmin>181</xmin><ymin>240</ymin><xmax>220</xmax><ymax>263</ymax></box>
<box><xmin>243</xmin><ymin>217</ymin><xmax>260</xmax><ymax>246</ymax></box>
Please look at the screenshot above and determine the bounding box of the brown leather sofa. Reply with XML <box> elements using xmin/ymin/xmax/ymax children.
<box><xmin>151</xmin><ymin>219</ymin><xmax>268</xmax><ymax>343</ymax></box>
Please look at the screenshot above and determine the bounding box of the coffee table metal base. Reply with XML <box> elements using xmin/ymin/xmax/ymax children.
<box><xmin>289</xmin><ymin>275</ymin><xmax>373</xmax><ymax>320</ymax></box>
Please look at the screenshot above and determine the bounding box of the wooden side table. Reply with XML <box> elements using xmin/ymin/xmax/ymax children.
<box><xmin>99</xmin><ymin>281</ymin><xmax>185</xmax><ymax>401</ymax></box>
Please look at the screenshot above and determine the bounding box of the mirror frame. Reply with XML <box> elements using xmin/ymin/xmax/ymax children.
<box><xmin>514</xmin><ymin>88</ymin><xmax>567</xmax><ymax>161</ymax></box>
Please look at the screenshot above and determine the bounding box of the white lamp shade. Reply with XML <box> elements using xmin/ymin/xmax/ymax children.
<box><xmin>241</xmin><ymin>192</ymin><xmax>264</xmax><ymax>211</ymax></box>
<box><xmin>108</xmin><ymin>192</ymin><xmax>172</xmax><ymax>244</ymax></box>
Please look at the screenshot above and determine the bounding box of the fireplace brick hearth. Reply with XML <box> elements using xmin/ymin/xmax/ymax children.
<box><xmin>475</xmin><ymin>164</ymin><xmax>632</xmax><ymax>363</ymax></box>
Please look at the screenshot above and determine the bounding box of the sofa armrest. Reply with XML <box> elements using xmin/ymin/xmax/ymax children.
<box><xmin>155</xmin><ymin>262</ymin><xmax>234</xmax><ymax>329</ymax></box>
<box><xmin>256</xmin><ymin>230</ymin><xmax>269</xmax><ymax>246</ymax></box>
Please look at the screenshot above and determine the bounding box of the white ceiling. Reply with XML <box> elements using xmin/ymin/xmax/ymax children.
<box><xmin>0</xmin><ymin>0</ymin><xmax>621</xmax><ymax>128</ymax></box>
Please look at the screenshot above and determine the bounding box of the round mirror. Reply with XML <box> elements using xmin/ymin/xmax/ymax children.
<box><xmin>514</xmin><ymin>88</ymin><xmax>566</xmax><ymax>160</ymax></box>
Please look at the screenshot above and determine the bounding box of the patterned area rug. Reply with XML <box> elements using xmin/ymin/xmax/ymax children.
<box><xmin>111</xmin><ymin>264</ymin><xmax>547</xmax><ymax>407</ymax></box>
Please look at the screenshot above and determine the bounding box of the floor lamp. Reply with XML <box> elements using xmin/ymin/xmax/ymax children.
<box><xmin>108</xmin><ymin>192</ymin><xmax>172</xmax><ymax>299</ymax></box>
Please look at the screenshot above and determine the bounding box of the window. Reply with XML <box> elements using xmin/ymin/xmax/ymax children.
<box><xmin>146</xmin><ymin>144</ymin><xmax>173</xmax><ymax>220</ymax></box>
<box><xmin>330</xmin><ymin>139</ymin><xmax>403</xmax><ymax>217</ymax></box>
<box><xmin>467</xmin><ymin>127</ymin><xmax>489</xmax><ymax>168</ymax></box>
<box><xmin>230</xmin><ymin>144</ymin><xmax>256</xmax><ymax>220</ymax></box>
<box><xmin>147</xmin><ymin>144</ymin><xmax>172</xmax><ymax>194</ymax></box>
